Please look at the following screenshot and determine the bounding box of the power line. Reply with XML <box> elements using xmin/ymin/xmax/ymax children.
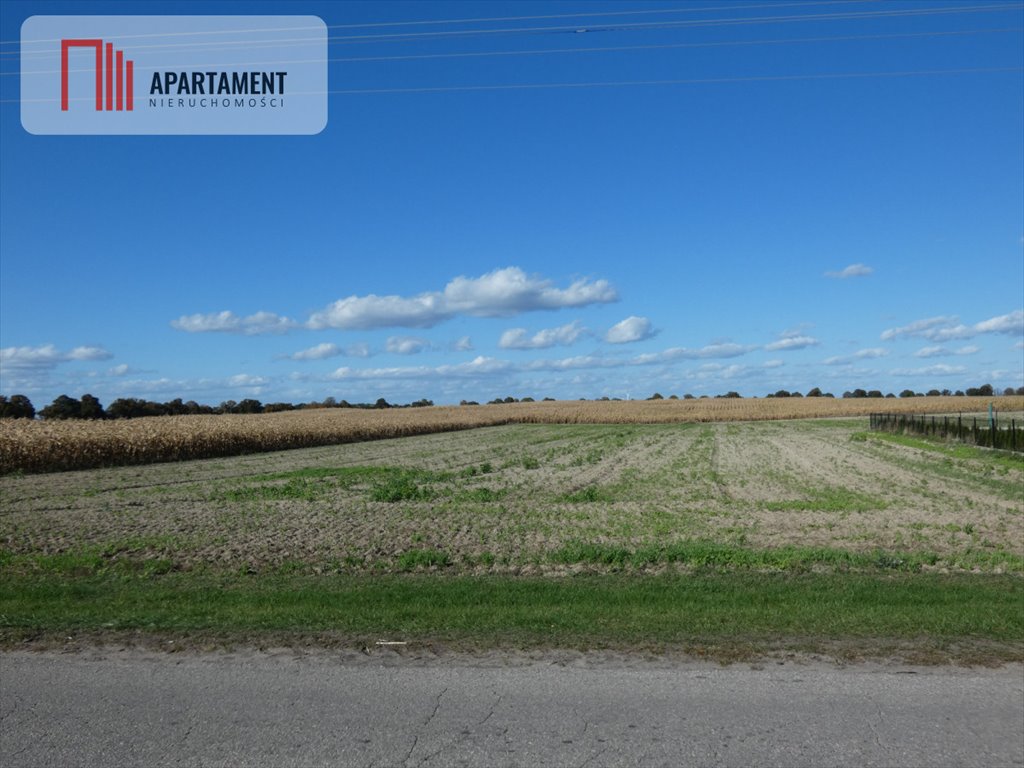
<box><xmin>319</xmin><ymin>66</ymin><xmax>1024</xmax><ymax>94</ymax></box>
<box><xmin>13</xmin><ymin>27</ymin><xmax>1021</xmax><ymax>79</ymax></box>
<box><xmin>4</xmin><ymin>1</ymin><xmax>875</xmax><ymax>46</ymax></box>
<box><xmin>8</xmin><ymin>3</ymin><xmax>1021</xmax><ymax>59</ymax></box>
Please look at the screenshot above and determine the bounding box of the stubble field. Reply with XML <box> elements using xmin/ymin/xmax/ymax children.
<box><xmin>3</xmin><ymin>418</ymin><xmax>1021</xmax><ymax>576</ymax></box>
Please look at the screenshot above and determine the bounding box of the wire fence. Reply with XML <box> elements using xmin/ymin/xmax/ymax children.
<box><xmin>869</xmin><ymin>412</ymin><xmax>1022</xmax><ymax>453</ymax></box>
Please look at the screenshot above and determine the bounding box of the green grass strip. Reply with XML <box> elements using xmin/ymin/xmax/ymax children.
<box><xmin>2</xmin><ymin>572</ymin><xmax>1021</xmax><ymax>648</ymax></box>
<box><xmin>550</xmin><ymin>540</ymin><xmax>1024</xmax><ymax>573</ymax></box>
<box><xmin>853</xmin><ymin>432</ymin><xmax>1024</xmax><ymax>469</ymax></box>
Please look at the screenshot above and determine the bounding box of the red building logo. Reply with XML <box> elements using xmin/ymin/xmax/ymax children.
<box><xmin>61</xmin><ymin>39</ymin><xmax>133</xmax><ymax>111</ymax></box>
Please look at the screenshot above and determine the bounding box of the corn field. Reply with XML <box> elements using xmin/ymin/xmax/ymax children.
<box><xmin>2</xmin><ymin>396</ymin><xmax>1021</xmax><ymax>474</ymax></box>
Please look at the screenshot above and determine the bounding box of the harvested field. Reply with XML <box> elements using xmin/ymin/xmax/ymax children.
<box><xmin>2</xmin><ymin>395</ymin><xmax>1021</xmax><ymax>474</ymax></box>
<box><xmin>2</xmin><ymin>419</ymin><xmax>1021</xmax><ymax>576</ymax></box>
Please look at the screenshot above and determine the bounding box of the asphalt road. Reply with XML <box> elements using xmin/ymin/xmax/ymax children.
<box><xmin>1</xmin><ymin>649</ymin><xmax>1022</xmax><ymax>767</ymax></box>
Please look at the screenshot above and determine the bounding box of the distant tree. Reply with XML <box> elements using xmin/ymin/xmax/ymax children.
<box><xmin>108</xmin><ymin>398</ymin><xmax>171</xmax><ymax>418</ymax></box>
<box><xmin>772</xmin><ymin>390</ymin><xmax>791</xmax><ymax>398</ymax></box>
<box><xmin>264</xmin><ymin>402</ymin><xmax>296</xmax><ymax>413</ymax></box>
<box><xmin>503</xmin><ymin>396</ymin><xmax>518</xmax><ymax>404</ymax></box>
<box><xmin>954</xmin><ymin>390</ymin><xmax>965</xmax><ymax>397</ymax></box>
<box><xmin>885</xmin><ymin>393</ymin><xmax>896</xmax><ymax>398</ymax></box>
<box><xmin>0</xmin><ymin>394</ymin><xmax>35</xmax><ymax>419</ymax></box>
<box><xmin>1003</xmin><ymin>387</ymin><xmax>1016</xmax><ymax>396</ymax></box>
<box><xmin>374</xmin><ymin>397</ymin><xmax>390</xmax><ymax>409</ymax></box>
<box><xmin>683</xmin><ymin>394</ymin><xmax>695</xmax><ymax>400</ymax></box>
<box><xmin>806</xmin><ymin>387</ymin><xmax>823</xmax><ymax>398</ymax></box>
<box><xmin>940</xmin><ymin>389</ymin><xmax>952</xmax><ymax>397</ymax></box>
<box><xmin>235</xmin><ymin>399</ymin><xmax>264</xmax><ymax>414</ymax></box>
<box><xmin>79</xmin><ymin>394</ymin><xmax>105</xmax><ymax>419</ymax></box>
<box><xmin>40</xmin><ymin>394</ymin><xmax>81</xmax><ymax>420</ymax></box>
<box><xmin>966</xmin><ymin>384</ymin><xmax>994</xmax><ymax>397</ymax></box>
<box><xmin>107</xmin><ymin>398</ymin><xmax>138</xmax><ymax>419</ymax></box>
<box><xmin>521</xmin><ymin>397</ymin><xmax>535</xmax><ymax>403</ymax></box>
<box><xmin>410</xmin><ymin>399</ymin><xmax>434</xmax><ymax>408</ymax></box>
<box><xmin>668</xmin><ymin>394</ymin><xmax>679</xmax><ymax>400</ymax></box>
<box><xmin>1016</xmin><ymin>387</ymin><xmax>1024</xmax><ymax>396</ymax></box>
<box><xmin>217</xmin><ymin>400</ymin><xmax>238</xmax><ymax>415</ymax></box>
<box><xmin>161</xmin><ymin>398</ymin><xmax>185</xmax><ymax>416</ymax></box>
<box><xmin>867</xmin><ymin>390</ymin><xmax>883</xmax><ymax>398</ymax></box>
<box><xmin>927</xmin><ymin>390</ymin><xmax>941</xmax><ymax>397</ymax></box>
<box><xmin>542</xmin><ymin>397</ymin><xmax>555</xmax><ymax>402</ymax></box>
<box><xmin>648</xmin><ymin>393</ymin><xmax>664</xmax><ymax>400</ymax></box>
<box><xmin>721</xmin><ymin>391</ymin><xmax>742</xmax><ymax>399</ymax></box>
<box><xmin>899</xmin><ymin>389</ymin><xmax>916</xmax><ymax>398</ymax></box>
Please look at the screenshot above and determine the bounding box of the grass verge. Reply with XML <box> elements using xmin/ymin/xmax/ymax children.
<box><xmin>2</xmin><ymin>571</ymin><xmax>1021</xmax><ymax>664</ymax></box>
<box><xmin>853</xmin><ymin>431</ymin><xmax>1024</xmax><ymax>469</ymax></box>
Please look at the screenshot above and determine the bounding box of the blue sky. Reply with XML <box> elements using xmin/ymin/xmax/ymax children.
<box><xmin>1</xmin><ymin>0</ymin><xmax>1022</xmax><ymax>407</ymax></box>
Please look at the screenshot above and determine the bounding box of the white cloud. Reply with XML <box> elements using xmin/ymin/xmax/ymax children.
<box><xmin>765</xmin><ymin>335</ymin><xmax>820</xmax><ymax>352</ymax></box>
<box><xmin>824</xmin><ymin>348</ymin><xmax>888</xmax><ymax>365</ymax></box>
<box><xmin>345</xmin><ymin>342</ymin><xmax>371</xmax><ymax>358</ymax></box>
<box><xmin>454</xmin><ymin>336</ymin><xmax>474</xmax><ymax>351</ymax></box>
<box><xmin>108</xmin><ymin>363</ymin><xmax>131</xmax><ymax>376</ymax></box>
<box><xmin>919</xmin><ymin>344</ymin><xmax>980</xmax><ymax>358</ymax></box>
<box><xmin>881</xmin><ymin>316</ymin><xmax>955</xmax><ymax>341</ymax></box>
<box><xmin>891</xmin><ymin>364</ymin><xmax>968</xmax><ymax>377</ymax></box>
<box><xmin>605</xmin><ymin>316</ymin><xmax>655</xmax><ymax>345</ymax></box>
<box><xmin>825</xmin><ymin>263</ymin><xmax>873</xmax><ymax>279</ymax></box>
<box><xmin>171</xmin><ymin>310</ymin><xmax>297</xmax><ymax>335</ymax></box>
<box><xmin>688</xmin><ymin>363</ymin><xmax>758</xmax><ymax>381</ymax></box>
<box><xmin>386</xmin><ymin>336</ymin><xmax>429</xmax><ymax>355</ymax></box>
<box><xmin>1</xmin><ymin>344</ymin><xmax>63</xmax><ymax>370</ymax></box>
<box><xmin>1</xmin><ymin>343</ymin><xmax>114</xmax><ymax>371</ymax></box>
<box><xmin>882</xmin><ymin>310</ymin><xmax>1023</xmax><ymax>342</ymax></box>
<box><xmin>500</xmin><ymin>321</ymin><xmax>586</xmax><ymax>350</ymax></box>
<box><xmin>67</xmin><ymin>346</ymin><xmax>114</xmax><ymax>361</ymax></box>
<box><xmin>855</xmin><ymin>348</ymin><xmax>887</xmax><ymax>359</ymax></box>
<box><xmin>288</xmin><ymin>343</ymin><xmax>345</xmax><ymax>361</ymax></box>
<box><xmin>332</xmin><ymin>355</ymin><xmax>512</xmax><ymax>380</ymax></box>
<box><xmin>307</xmin><ymin>267</ymin><xmax>617</xmax><ymax>331</ymax></box>
<box><xmin>228</xmin><ymin>374</ymin><xmax>267</xmax><ymax>388</ymax></box>
<box><xmin>321</xmin><ymin>341</ymin><xmax>759</xmax><ymax>385</ymax></box>
<box><xmin>975</xmin><ymin>310</ymin><xmax>1024</xmax><ymax>335</ymax></box>
<box><xmin>762</xmin><ymin>360</ymin><xmax>785</xmax><ymax>369</ymax></box>
<box><xmin>525</xmin><ymin>355</ymin><xmax>612</xmax><ymax>372</ymax></box>
<box><xmin>663</xmin><ymin>343</ymin><xmax>757</xmax><ymax>360</ymax></box>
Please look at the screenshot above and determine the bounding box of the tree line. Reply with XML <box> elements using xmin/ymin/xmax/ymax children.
<box><xmin>1</xmin><ymin>385</ymin><xmax>1020</xmax><ymax>420</ymax></box>
<box><xmin>0</xmin><ymin>394</ymin><xmax>435</xmax><ymax>420</ymax></box>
